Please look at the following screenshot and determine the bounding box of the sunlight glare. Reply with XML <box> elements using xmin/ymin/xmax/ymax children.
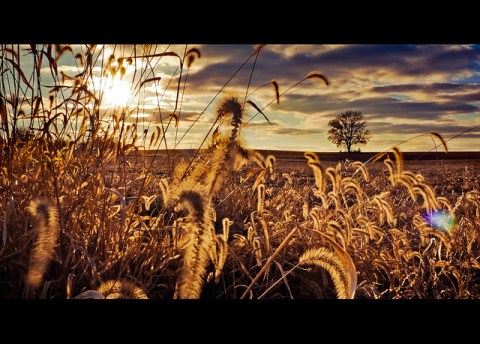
<box><xmin>104</xmin><ymin>78</ymin><xmax>131</xmax><ymax>107</ymax></box>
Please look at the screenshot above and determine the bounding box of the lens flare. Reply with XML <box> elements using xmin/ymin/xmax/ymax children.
<box><xmin>423</xmin><ymin>210</ymin><xmax>455</xmax><ymax>232</ymax></box>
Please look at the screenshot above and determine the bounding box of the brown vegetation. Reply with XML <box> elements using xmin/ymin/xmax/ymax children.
<box><xmin>1</xmin><ymin>44</ymin><xmax>479</xmax><ymax>299</ymax></box>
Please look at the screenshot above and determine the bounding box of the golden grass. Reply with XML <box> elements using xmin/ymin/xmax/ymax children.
<box><xmin>1</xmin><ymin>44</ymin><xmax>479</xmax><ymax>299</ymax></box>
<box><xmin>174</xmin><ymin>190</ymin><xmax>214</xmax><ymax>299</ymax></box>
<box><xmin>26</xmin><ymin>200</ymin><xmax>59</xmax><ymax>294</ymax></box>
<box><xmin>299</xmin><ymin>247</ymin><xmax>351</xmax><ymax>299</ymax></box>
<box><xmin>98</xmin><ymin>279</ymin><xmax>148</xmax><ymax>299</ymax></box>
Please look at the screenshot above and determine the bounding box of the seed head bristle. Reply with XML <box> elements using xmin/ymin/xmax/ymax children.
<box><xmin>170</xmin><ymin>113</ymin><xmax>179</xmax><ymax>127</ymax></box>
<box><xmin>254</xmin><ymin>44</ymin><xmax>266</xmax><ymax>54</ymax></box>
<box><xmin>299</xmin><ymin>247</ymin><xmax>351</xmax><ymax>299</ymax></box>
<box><xmin>216</xmin><ymin>95</ymin><xmax>243</xmax><ymax>122</ymax></box>
<box><xmin>175</xmin><ymin>190</ymin><xmax>214</xmax><ymax>299</ymax></box>
<box><xmin>97</xmin><ymin>279</ymin><xmax>148</xmax><ymax>299</ymax></box>
<box><xmin>304</xmin><ymin>151</ymin><xmax>320</xmax><ymax>164</ymax></box>
<box><xmin>392</xmin><ymin>146</ymin><xmax>404</xmax><ymax>178</ymax></box>
<box><xmin>186</xmin><ymin>47</ymin><xmax>201</xmax><ymax>68</ymax></box>
<box><xmin>26</xmin><ymin>199</ymin><xmax>59</xmax><ymax>292</ymax></box>
<box><xmin>271</xmin><ymin>80</ymin><xmax>280</xmax><ymax>105</ymax></box>
<box><xmin>430</xmin><ymin>132</ymin><xmax>448</xmax><ymax>153</ymax></box>
<box><xmin>246</xmin><ymin>100</ymin><xmax>272</xmax><ymax>125</ymax></box>
<box><xmin>306</xmin><ymin>72</ymin><xmax>330</xmax><ymax>86</ymax></box>
<box><xmin>74</xmin><ymin>53</ymin><xmax>84</xmax><ymax>66</ymax></box>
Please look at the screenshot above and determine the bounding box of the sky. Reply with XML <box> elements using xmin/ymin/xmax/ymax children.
<box><xmin>6</xmin><ymin>44</ymin><xmax>480</xmax><ymax>152</ymax></box>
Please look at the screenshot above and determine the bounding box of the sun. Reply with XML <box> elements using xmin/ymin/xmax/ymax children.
<box><xmin>103</xmin><ymin>78</ymin><xmax>131</xmax><ymax>107</ymax></box>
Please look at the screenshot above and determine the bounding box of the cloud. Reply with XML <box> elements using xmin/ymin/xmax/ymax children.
<box><xmin>368</xmin><ymin>83</ymin><xmax>480</xmax><ymax>103</ymax></box>
<box><xmin>35</xmin><ymin>44</ymin><xmax>480</xmax><ymax>119</ymax></box>
<box><xmin>271</xmin><ymin>128</ymin><xmax>323</xmax><ymax>136</ymax></box>
<box><xmin>368</xmin><ymin>122</ymin><xmax>480</xmax><ymax>135</ymax></box>
<box><xmin>443</xmin><ymin>93</ymin><xmax>480</xmax><ymax>102</ymax></box>
<box><xmin>277</xmin><ymin>93</ymin><xmax>480</xmax><ymax>120</ymax></box>
<box><xmin>184</xmin><ymin>45</ymin><xmax>353</xmax><ymax>93</ymax></box>
<box><xmin>245</xmin><ymin>121</ymin><xmax>280</xmax><ymax>127</ymax></box>
<box><xmin>303</xmin><ymin>45</ymin><xmax>479</xmax><ymax>78</ymax></box>
<box><xmin>370</xmin><ymin>83</ymin><xmax>480</xmax><ymax>94</ymax></box>
<box><xmin>266</xmin><ymin>45</ymin><xmax>348</xmax><ymax>58</ymax></box>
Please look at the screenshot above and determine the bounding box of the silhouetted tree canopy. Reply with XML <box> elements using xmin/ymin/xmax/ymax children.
<box><xmin>327</xmin><ymin>110</ymin><xmax>371</xmax><ymax>153</ymax></box>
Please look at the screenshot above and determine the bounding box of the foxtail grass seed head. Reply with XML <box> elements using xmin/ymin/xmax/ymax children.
<box><xmin>271</xmin><ymin>81</ymin><xmax>280</xmax><ymax>104</ymax></box>
<box><xmin>216</xmin><ymin>95</ymin><xmax>243</xmax><ymax>124</ymax></box>
<box><xmin>175</xmin><ymin>190</ymin><xmax>214</xmax><ymax>299</ymax></box>
<box><xmin>299</xmin><ymin>248</ymin><xmax>351</xmax><ymax>299</ymax></box>
<box><xmin>430</xmin><ymin>132</ymin><xmax>448</xmax><ymax>153</ymax></box>
<box><xmin>306</xmin><ymin>72</ymin><xmax>330</xmax><ymax>86</ymax></box>
<box><xmin>97</xmin><ymin>280</ymin><xmax>148</xmax><ymax>299</ymax></box>
<box><xmin>26</xmin><ymin>200</ymin><xmax>59</xmax><ymax>292</ymax></box>
<box><xmin>186</xmin><ymin>47</ymin><xmax>201</xmax><ymax>68</ymax></box>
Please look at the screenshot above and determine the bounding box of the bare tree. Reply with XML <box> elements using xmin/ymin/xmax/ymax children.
<box><xmin>327</xmin><ymin>110</ymin><xmax>371</xmax><ymax>152</ymax></box>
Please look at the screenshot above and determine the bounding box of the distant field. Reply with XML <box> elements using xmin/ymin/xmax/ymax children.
<box><xmin>130</xmin><ymin>149</ymin><xmax>480</xmax><ymax>178</ymax></box>
<box><xmin>138</xmin><ymin>149</ymin><xmax>480</xmax><ymax>160</ymax></box>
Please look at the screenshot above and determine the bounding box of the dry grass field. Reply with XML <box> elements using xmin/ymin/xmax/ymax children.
<box><xmin>2</xmin><ymin>138</ymin><xmax>479</xmax><ymax>299</ymax></box>
<box><xmin>1</xmin><ymin>44</ymin><xmax>480</xmax><ymax>299</ymax></box>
